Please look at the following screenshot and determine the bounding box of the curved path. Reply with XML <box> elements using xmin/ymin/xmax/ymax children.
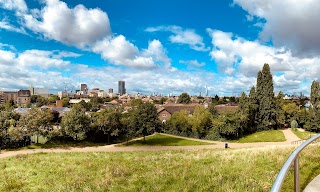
<box><xmin>0</xmin><ymin>128</ymin><xmax>301</xmax><ymax>159</ymax></box>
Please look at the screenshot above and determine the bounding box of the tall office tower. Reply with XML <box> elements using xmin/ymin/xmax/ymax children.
<box><xmin>108</xmin><ymin>88</ymin><xmax>113</xmax><ymax>94</ymax></box>
<box><xmin>80</xmin><ymin>84</ymin><xmax>87</xmax><ymax>92</ymax></box>
<box><xmin>118</xmin><ymin>81</ymin><xmax>126</xmax><ymax>95</ymax></box>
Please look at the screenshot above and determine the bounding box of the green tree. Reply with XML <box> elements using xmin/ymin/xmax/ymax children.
<box><xmin>18</xmin><ymin>108</ymin><xmax>53</xmax><ymax>143</ymax></box>
<box><xmin>189</xmin><ymin>107</ymin><xmax>212</xmax><ymax>138</ymax></box>
<box><xmin>47</xmin><ymin>95</ymin><xmax>58</xmax><ymax>104</ymax></box>
<box><xmin>159</xmin><ymin>97</ymin><xmax>167</xmax><ymax>104</ymax></box>
<box><xmin>177</xmin><ymin>93</ymin><xmax>191</xmax><ymax>104</ymax></box>
<box><xmin>62</xmin><ymin>97</ymin><xmax>70</xmax><ymax>107</ymax></box>
<box><xmin>208</xmin><ymin>103</ymin><xmax>218</xmax><ymax>117</ymax></box>
<box><xmin>283</xmin><ymin>102</ymin><xmax>299</xmax><ymax>124</ymax></box>
<box><xmin>248</xmin><ymin>87</ymin><xmax>258</xmax><ymax>133</ymax></box>
<box><xmin>169</xmin><ymin>110</ymin><xmax>192</xmax><ymax>136</ymax></box>
<box><xmin>256</xmin><ymin>64</ymin><xmax>276</xmax><ymax>130</ymax></box>
<box><xmin>0</xmin><ymin>111</ymin><xmax>14</xmax><ymax>151</ymax></box>
<box><xmin>36</xmin><ymin>96</ymin><xmax>48</xmax><ymax>107</ymax></box>
<box><xmin>130</xmin><ymin>103</ymin><xmax>159</xmax><ymax>141</ymax></box>
<box><xmin>131</xmin><ymin>99</ymin><xmax>143</xmax><ymax>107</ymax></box>
<box><xmin>291</xmin><ymin>120</ymin><xmax>299</xmax><ymax>129</ymax></box>
<box><xmin>238</xmin><ymin>92</ymin><xmax>249</xmax><ymax>135</ymax></box>
<box><xmin>61</xmin><ymin>105</ymin><xmax>90</xmax><ymax>141</ymax></box>
<box><xmin>275</xmin><ymin>91</ymin><xmax>286</xmax><ymax>128</ymax></box>
<box><xmin>310</xmin><ymin>80</ymin><xmax>320</xmax><ymax>107</ymax></box>
<box><xmin>95</xmin><ymin>109</ymin><xmax>122</xmax><ymax>143</ymax></box>
<box><xmin>212</xmin><ymin>111</ymin><xmax>241</xmax><ymax>140</ymax></box>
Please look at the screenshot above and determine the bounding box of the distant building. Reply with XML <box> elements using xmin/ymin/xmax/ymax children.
<box><xmin>80</xmin><ymin>84</ymin><xmax>87</xmax><ymax>93</ymax></box>
<box><xmin>17</xmin><ymin>90</ymin><xmax>31</xmax><ymax>106</ymax></box>
<box><xmin>58</xmin><ymin>91</ymin><xmax>68</xmax><ymax>99</ymax></box>
<box><xmin>28</xmin><ymin>86</ymin><xmax>49</xmax><ymax>98</ymax></box>
<box><xmin>157</xmin><ymin>104</ymin><xmax>202</xmax><ymax>123</ymax></box>
<box><xmin>0</xmin><ymin>90</ymin><xmax>31</xmax><ymax>106</ymax></box>
<box><xmin>0</xmin><ymin>91</ymin><xmax>17</xmax><ymax>103</ymax></box>
<box><xmin>108</xmin><ymin>88</ymin><xmax>113</xmax><ymax>94</ymax></box>
<box><xmin>118</xmin><ymin>81</ymin><xmax>126</xmax><ymax>96</ymax></box>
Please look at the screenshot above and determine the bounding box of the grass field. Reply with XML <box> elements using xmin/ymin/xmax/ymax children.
<box><xmin>8</xmin><ymin>140</ymin><xmax>110</xmax><ymax>151</ymax></box>
<box><xmin>292</xmin><ymin>129</ymin><xmax>317</xmax><ymax>140</ymax></box>
<box><xmin>119</xmin><ymin>134</ymin><xmax>213</xmax><ymax>146</ymax></box>
<box><xmin>1</xmin><ymin>145</ymin><xmax>320</xmax><ymax>191</ymax></box>
<box><xmin>234</xmin><ymin>130</ymin><xmax>286</xmax><ymax>143</ymax></box>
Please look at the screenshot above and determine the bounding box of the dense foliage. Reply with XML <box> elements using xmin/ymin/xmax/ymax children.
<box><xmin>1</xmin><ymin>64</ymin><xmax>319</xmax><ymax>149</ymax></box>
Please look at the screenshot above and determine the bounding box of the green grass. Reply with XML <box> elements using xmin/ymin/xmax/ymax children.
<box><xmin>6</xmin><ymin>140</ymin><xmax>110</xmax><ymax>151</ymax></box>
<box><xmin>234</xmin><ymin>130</ymin><xmax>286</xmax><ymax>143</ymax></box>
<box><xmin>292</xmin><ymin>129</ymin><xmax>317</xmax><ymax>140</ymax></box>
<box><xmin>1</xmin><ymin>145</ymin><xmax>320</xmax><ymax>191</ymax></box>
<box><xmin>119</xmin><ymin>134</ymin><xmax>213</xmax><ymax>146</ymax></box>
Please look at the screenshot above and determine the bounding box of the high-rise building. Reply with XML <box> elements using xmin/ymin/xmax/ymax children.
<box><xmin>118</xmin><ymin>81</ymin><xmax>126</xmax><ymax>95</ymax></box>
<box><xmin>108</xmin><ymin>88</ymin><xmax>113</xmax><ymax>94</ymax></box>
<box><xmin>80</xmin><ymin>84</ymin><xmax>87</xmax><ymax>93</ymax></box>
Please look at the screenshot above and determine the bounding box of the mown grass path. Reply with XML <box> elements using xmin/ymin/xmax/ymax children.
<box><xmin>0</xmin><ymin>128</ymin><xmax>301</xmax><ymax>159</ymax></box>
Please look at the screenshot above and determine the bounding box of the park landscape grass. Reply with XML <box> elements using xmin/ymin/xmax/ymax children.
<box><xmin>118</xmin><ymin>133</ymin><xmax>213</xmax><ymax>146</ymax></box>
<box><xmin>292</xmin><ymin>129</ymin><xmax>317</xmax><ymax>140</ymax></box>
<box><xmin>1</xmin><ymin>144</ymin><xmax>320</xmax><ymax>191</ymax></box>
<box><xmin>235</xmin><ymin>130</ymin><xmax>286</xmax><ymax>143</ymax></box>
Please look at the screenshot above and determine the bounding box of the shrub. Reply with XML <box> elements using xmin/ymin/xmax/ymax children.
<box><xmin>291</xmin><ymin>120</ymin><xmax>299</xmax><ymax>129</ymax></box>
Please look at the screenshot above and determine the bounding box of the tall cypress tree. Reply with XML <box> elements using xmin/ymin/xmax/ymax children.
<box><xmin>248</xmin><ymin>86</ymin><xmax>258</xmax><ymax>133</ymax></box>
<box><xmin>256</xmin><ymin>64</ymin><xmax>276</xmax><ymax>130</ymax></box>
<box><xmin>238</xmin><ymin>92</ymin><xmax>249</xmax><ymax>134</ymax></box>
<box><xmin>310</xmin><ymin>80</ymin><xmax>320</xmax><ymax>107</ymax></box>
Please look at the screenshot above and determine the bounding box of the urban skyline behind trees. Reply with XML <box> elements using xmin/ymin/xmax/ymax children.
<box><xmin>0</xmin><ymin>63</ymin><xmax>318</xmax><ymax>149</ymax></box>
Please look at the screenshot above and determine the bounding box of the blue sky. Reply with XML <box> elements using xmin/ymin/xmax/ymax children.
<box><xmin>0</xmin><ymin>0</ymin><xmax>319</xmax><ymax>96</ymax></box>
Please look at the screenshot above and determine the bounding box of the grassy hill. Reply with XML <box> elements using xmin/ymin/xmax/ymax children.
<box><xmin>118</xmin><ymin>134</ymin><xmax>214</xmax><ymax>146</ymax></box>
<box><xmin>235</xmin><ymin>130</ymin><xmax>286</xmax><ymax>143</ymax></box>
<box><xmin>1</xmin><ymin>144</ymin><xmax>320</xmax><ymax>191</ymax></box>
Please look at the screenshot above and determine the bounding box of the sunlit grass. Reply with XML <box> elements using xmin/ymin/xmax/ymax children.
<box><xmin>233</xmin><ymin>130</ymin><xmax>286</xmax><ymax>143</ymax></box>
<box><xmin>1</xmin><ymin>145</ymin><xmax>320</xmax><ymax>191</ymax></box>
<box><xmin>292</xmin><ymin>129</ymin><xmax>317</xmax><ymax>140</ymax></box>
<box><xmin>118</xmin><ymin>134</ymin><xmax>213</xmax><ymax>146</ymax></box>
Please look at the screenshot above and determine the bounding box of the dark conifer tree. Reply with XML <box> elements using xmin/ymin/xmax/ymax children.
<box><xmin>256</xmin><ymin>64</ymin><xmax>276</xmax><ymax>130</ymax></box>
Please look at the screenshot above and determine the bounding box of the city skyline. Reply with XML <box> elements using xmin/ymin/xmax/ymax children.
<box><xmin>0</xmin><ymin>0</ymin><xmax>319</xmax><ymax>96</ymax></box>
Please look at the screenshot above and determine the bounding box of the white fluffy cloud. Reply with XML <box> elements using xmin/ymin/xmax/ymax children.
<box><xmin>146</xmin><ymin>25</ymin><xmax>209</xmax><ymax>51</ymax></box>
<box><xmin>0</xmin><ymin>0</ymin><xmax>27</xmax><ymax>13</ymax></box>
<box><xmin>17</xmin><ymin>50</ymin><xmax>79</xmax><ymax>69</ymax></box>
<box><xmin>23</xmin><ymin>0</ymin><xmax>111</xmax><ymax>47</ymax></box>
<box><xmin>234</xmin><ymin>0</ymin><xmax>320</xmax><ymax>57</ymax></box>
<box><xmin>179</xmin><ymin>60</ymin><xmax>205</xmax><ymax>67</ymax></box>
<box><xmin>93</xmin><ymin>36</ymin><xmax>171</xmax><ymax>69</ymax></box>
<box><xmin>0</xmin><ymin>19</ymin><xmax>27</xmax><ymax>34</ymax></box>
<box><xmin>207</xmin><ymin>28</ymin><xmax>320</xmax><ymax>93</ymax></box>
<box><xmin>0</xmin><ymin>47</ymin><xmax>79</xmax><ymax>91</ymax></box>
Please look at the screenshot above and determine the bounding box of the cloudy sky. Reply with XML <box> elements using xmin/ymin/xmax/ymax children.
<box><xmin>0</xmin><ymin>0</ymin><xmax>319</xmax><ymax>96</ymax></box>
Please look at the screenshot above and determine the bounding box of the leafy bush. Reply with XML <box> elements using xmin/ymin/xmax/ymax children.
<box><xmin>291</xmin><ymin>120</ymin><xmax>299</xmax><ymax>129</ymax></box>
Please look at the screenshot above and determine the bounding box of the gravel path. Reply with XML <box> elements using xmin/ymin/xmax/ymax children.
<box><xmin>0</xmin><ymin>128</ymin><xmax>301</xmax><ymax>159</ymax></box>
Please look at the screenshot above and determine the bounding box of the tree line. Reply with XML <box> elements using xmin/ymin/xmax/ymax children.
<box><xmin>0</xmin><ymin>63</ymin><xmax>318</xmax><ymax>149</ymax></box>
<box><xmin>0</xmin><ymin>101</ymin><xmax>160</xmax><ymax>149</ymax></box>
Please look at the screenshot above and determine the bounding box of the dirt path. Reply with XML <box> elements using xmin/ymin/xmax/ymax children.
<box><xmin>0</xmin><ymin>129</ymin><xmax>302</xmax><ymax>159</ymax></box>
<box><xmin>281</xmin><ymin>128</ymin><xmax>300</xmax><ymax>143</ymax></box>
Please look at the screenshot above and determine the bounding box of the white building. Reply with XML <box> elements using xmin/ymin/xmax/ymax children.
<box><xmin>29</xmin><ymin>86</ymin><xmax>49</xmax><ymax>98</ymax></box>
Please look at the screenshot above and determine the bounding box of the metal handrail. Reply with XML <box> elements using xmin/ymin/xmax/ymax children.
<box><xmin>271</xmin><ymin>133</ymin><xmax>320</xmax><ymax>192</ymax></box>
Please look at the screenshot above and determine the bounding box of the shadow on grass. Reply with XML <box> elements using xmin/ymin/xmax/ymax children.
<box><xmin>5</xmin><ymin>140</ymin><xmax>111</xmax><ymax>151</ymax></box>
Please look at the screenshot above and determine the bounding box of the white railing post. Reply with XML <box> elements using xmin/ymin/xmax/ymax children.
<box><xmin>294</xmin><ymin>156</ymin><xmax>299</xmax><ymax>192</ymax></box>
<box><xmin>271</xmin><ymin>133</ymin><xmax>320</xmax><ymax>192</ymax></box>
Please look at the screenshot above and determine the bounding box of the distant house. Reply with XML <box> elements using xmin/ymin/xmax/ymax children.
<box><xmin>14</xmin><ymin>107</ymin><xmax>30</xmax><ymax>115</ymax></box>
<box><xmin>215</xmin><ymin>104</ymin><xmax>238</xmax><ymax>113</ymax></box>
<box><xmin>51</xmin><ymin>107</ymin><xmax>71</xmax><ymax>117</ymax></box>
<box><xmin>157</xmin><ymin>104</ymin><xmax>203</xmax><ymax>123</ymax></box>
